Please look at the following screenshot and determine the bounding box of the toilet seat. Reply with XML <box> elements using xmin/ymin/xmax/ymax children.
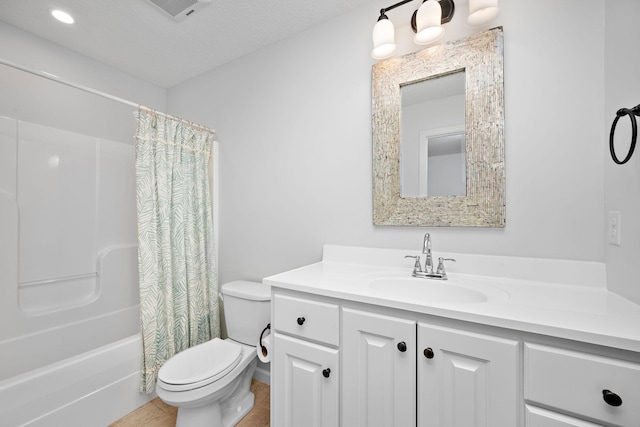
<box><xmin>158</xmin><ymin>338</ymin><xmax>243</xmax><ymax>392</ymax></box>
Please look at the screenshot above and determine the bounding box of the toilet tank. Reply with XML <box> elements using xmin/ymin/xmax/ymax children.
<box><xmin>221</xmin><ymin>280</ymin><xmax>271</xmax><ymax>346</ymax></box>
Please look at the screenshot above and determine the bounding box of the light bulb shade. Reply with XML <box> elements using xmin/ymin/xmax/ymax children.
<box><xmin>414</xmin><ymin>0</ymin><xmax>445</xmax><ymax>45</ymax></box>
<box><xmin>372</xmin><ymin>18</ymin><xmax>396</xmax><ymax>59</ymax></box>
<box><xmin>467</xmin><ymin>0</ymin><xmax>499</xmax><ymax>25</ymax></box>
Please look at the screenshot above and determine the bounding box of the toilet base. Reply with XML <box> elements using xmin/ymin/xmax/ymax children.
<box><xmin>222</xmin><ymin>391</ymin><xmax>255</xmax><ymax>427</ymax></box>
<box><xmin>176</xmin><ymin>391</ymin><xmax>255</xmax><ymax>427</ymax></box>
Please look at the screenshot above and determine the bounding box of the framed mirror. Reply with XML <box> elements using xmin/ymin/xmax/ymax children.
<box><xmin>372</xmin><ymin>28</ymin><xmax>504</xmax><ymax>227</ymax></box>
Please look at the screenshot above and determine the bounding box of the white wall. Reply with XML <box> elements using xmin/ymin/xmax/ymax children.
<box><xmin>604</xmin><ymin>0</ymin><xmax>640</xmax><ymax>304</ymax></box>
<box><xmin>0</xmin><ymin>22</ymin><xmax>166</xmax><ymax>119</ymax></box>
<box><xmin>167</xmin><ymin>0</ymin><xmax>609</xmax><ymax>289</ymax></box>
<box><xmin>0</xmin><ymin>22</ymin><xmax>166</xmax><ymax>146</ymax></box>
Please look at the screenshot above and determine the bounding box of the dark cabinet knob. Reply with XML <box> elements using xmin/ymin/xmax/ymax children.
<box><xmin>322</xmin><ymin>368</ymin><xmax>331</xmax><ymax>378</ymax></box>
<box><xmin>423</xmin><ymin>347</ymin><xmax>434</xmax><ymax>359</ymax></box>
<box><xmin>602</xmin><ymin>389</ymin><xmax>623</xmax><ymax>407</ymax></box>
<box><xmin>397</xmin><ymin>341</ymin><xmax>407</xmax><ymax>352</ymax></box>
<box><xmin>297</xmin><ymin>317</ymin><xmax>305</xmax><ymax>325</ymax></box>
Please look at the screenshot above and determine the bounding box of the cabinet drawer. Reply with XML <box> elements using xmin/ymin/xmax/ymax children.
<box><xmin>273</xmin><ymin>294</ymin><xmax>339</xmax><ymax>346</ymax></box>
<box><xmin>524</xmin><ymin>343</ymin><xmax>640</xmax><ymax>426</ymax></box>
<box><xmin>525</xmin><ymin>405</ymin><xmax>603</xmax><ymax>427</ymax></box>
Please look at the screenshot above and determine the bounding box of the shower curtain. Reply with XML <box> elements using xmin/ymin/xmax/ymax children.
<box><xmin>134</xmin><ymin>109</ymin><xmax>220</xmax><ymax>393</ymax></box>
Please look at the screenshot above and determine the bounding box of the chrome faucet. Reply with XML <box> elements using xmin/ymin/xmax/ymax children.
<box><xmin>405</xmin><ymin>233</ymin><xmax>456</xmax><ymax>280</ymax></box>
<box><xmin>422</xmin><ymin>233</ymin><xmax>433</xmax><ymax>274</ymax></box>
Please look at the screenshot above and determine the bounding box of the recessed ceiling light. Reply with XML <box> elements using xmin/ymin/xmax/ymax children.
<box><xmin>51</xmin><ymin>9</ymin><xmax>75</xmax><ymax>24</ymax></box>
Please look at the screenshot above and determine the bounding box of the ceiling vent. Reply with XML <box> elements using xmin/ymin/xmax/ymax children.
<box><xmin>148</xmin><ymin>0</ymin><xmax>212</xmax><ymax>21</ymax></box>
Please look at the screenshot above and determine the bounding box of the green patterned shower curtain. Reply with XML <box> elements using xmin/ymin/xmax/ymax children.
<box><xmin>134</xmin><ymin>109</ymin><xmax>220</xmax><ymax>393</ymax></box>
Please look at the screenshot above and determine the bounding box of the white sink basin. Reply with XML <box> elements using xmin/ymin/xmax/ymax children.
<box><xmin>365</xmin><ymin>274</ymin><xmax>509</xmax><ymax>305</ymax></box>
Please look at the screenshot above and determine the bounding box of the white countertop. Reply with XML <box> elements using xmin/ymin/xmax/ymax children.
<box><xmin>264</xmin><ymin>245</ymin><xmax>640</xmax><ymax>353</ymax></box>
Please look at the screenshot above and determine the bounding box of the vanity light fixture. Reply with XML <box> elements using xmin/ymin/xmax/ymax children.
<box><xmin>50</xmin><ymin>9</ymin><xmax>75</xmax><ymax>24</ymax></box>
<box><xmin>371</xmin><ymin>0</ymin><xmax>499</xmax><ymax>60</ymax></box>
<box><xmin>468</xmin><ymin>0</ymin><xmax>500</xmax><ymax>25</ymax></box>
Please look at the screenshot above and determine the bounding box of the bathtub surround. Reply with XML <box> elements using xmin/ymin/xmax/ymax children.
<box><xmin>135</xmin><ymin>109</ymin><xmax>219</xmax><ymax>393</ymax></box>
<box><xmin>0</xmin><ymin>53</ymin><xmax>220</xmax><ymax>422</ymax></box>
<box><xmin>0</xmin><ymin>113</ymin><xmax>144</xmax><ymax>425</ymax></box>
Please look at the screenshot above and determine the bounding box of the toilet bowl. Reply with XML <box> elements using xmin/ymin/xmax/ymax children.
<box><xmin>156</xmin><ymin>281</ymin><xmax>271</xmax><ymax>427</ymax></box>
<box><xmin>156</xmin><ymin>338</ymin><xmax>257</xmax><ymax>427</ymax></box>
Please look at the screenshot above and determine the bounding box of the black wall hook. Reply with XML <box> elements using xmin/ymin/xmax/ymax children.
<box><xmin>610</xmin><ymin>104</ymin><xmax>640</xmax><ymax>164</ymax></box>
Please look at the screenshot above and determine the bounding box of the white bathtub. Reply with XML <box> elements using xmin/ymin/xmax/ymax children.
<box><xmin>0</xmin><ymin>246</ymin><xmax>152</xmax><ymax>427</ymax></box>
<box><xmin>0</xmin><ymin>334</ymin><xmax>151</xmax><ymax>427</ymax></box>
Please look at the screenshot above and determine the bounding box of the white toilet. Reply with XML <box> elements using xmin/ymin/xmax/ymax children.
<box><xmin>156</xmin><ymin>280</ymin><xmax>271</xmax><ymax>427</ymax></box>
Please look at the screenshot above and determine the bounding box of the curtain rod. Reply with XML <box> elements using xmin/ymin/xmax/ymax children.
<box><xmin>0</xmin><ymin>58</ymin><xmax>216</xmax><ymax>135</ymax></box>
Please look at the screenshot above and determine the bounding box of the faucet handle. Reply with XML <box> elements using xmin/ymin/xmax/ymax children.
<box><xmin>405</xmin><ymin>255</ymin><xmax>422</xmax><ymax>273</ymax></box>
<box><xmin>436</xmin><ymin>257</ymin><xmax>456</xmax><ymax>275</ymax></box>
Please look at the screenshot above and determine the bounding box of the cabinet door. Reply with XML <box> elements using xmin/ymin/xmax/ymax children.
<box><xmin>342</xmin><ymin>308</ymin><xmax>416</xmax><ymax>427</ymax></box>
<box><xmin>272</xmin><ymin>332</ymin><xmax>339</xmax><ymax>427</ymax></box>
<box><xmin>418</xmin><ymin>323</ymin><xmax>519</xmax><ymax>427</ymax></box>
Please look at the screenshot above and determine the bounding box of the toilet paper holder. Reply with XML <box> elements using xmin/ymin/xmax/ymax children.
<box><xmin>259</xmin><ymin>323</ymin><xmax>271</xmax><ymax>357</ymax></box>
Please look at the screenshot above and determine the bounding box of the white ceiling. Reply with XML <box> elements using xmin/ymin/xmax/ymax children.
<box><xmin>0</xmin><ymin>0</ymin><xmax>372</xmax><ymax>88</ymax></box>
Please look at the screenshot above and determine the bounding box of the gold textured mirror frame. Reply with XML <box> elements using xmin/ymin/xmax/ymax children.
<box><xmin>372</xmin><ymin>28</ymin><xmax>505</xmax><ymax>227</ymax></box>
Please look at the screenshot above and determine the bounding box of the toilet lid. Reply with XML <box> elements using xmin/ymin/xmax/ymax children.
<box><xmin>158</xmin><ymin>338</ymin><xmax>243</xmax><ymax>391</ymax></box>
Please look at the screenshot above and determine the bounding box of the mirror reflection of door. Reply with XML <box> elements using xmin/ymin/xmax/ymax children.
<box><xmin>400</xmin><ymin>71</ymin><xmax>465</xmax><ymax>198</ymax></box>
<box><xmin>421</xmin><ymin>126</ymin><xmax>466</xmax><ymax>197</ymax></box>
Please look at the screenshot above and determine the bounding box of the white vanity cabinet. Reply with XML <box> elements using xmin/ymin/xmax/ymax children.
<box><xmin>342</xmin><ymin>308</ymin><xmax>417</xmax><ymax>427</ymax></box>
<box><xmin>267</xmin><ymin>245</ymin><xmax>640</xmax><ymax>427</ymax></box>
<box><xmin>418</xmin><ymin>323</ymin><xmax>519</xmax><ymax>427</ymax></box>
<box><xmin>524</xmin><ymin>343</ymin><xmax>640</xmax><ymax>427</ymax></box>
<box><xmin>271</xmin><ymin>294</ymin><xmax>340</xmax><ymax>427</ymax></box>
<box><xmin>272</xmin><ymin>289</ymin><xmax>521</xmax><ymax>427</ymax></box>
<box><xmin>270</xmin><ymin>289</ymin><xmax>640</xmax><ymax>427</ymax></box>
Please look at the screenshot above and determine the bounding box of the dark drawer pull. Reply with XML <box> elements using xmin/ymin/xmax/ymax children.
<box><xmin>602</xmin><ymin>389</ymin><xmax>623</xmax><ymax>407</ymax></box>
<box><xmin>297</xmin><ymin>317</ymin><xmax>305</xmax><ymax>325</ymax></box>
<box><xmin>423</xmin><ymin>347</ymin><xmax>434</xmax><ymax>359</ymax></box>
<box><xmin>397</xmin><ymin>341</ymin><xmax>407</xmax><ymax>352</ymax></box>
<box><xmin>322</xmin><ymin>368</ymin><xmax>331</xmax><ymax>378</ymax></box>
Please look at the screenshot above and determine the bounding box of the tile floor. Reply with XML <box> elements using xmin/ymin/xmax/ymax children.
<box><xmin>109</xmin><ymin>379</ymin><xmax>270</xmax><ymax>427</ymax></box>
